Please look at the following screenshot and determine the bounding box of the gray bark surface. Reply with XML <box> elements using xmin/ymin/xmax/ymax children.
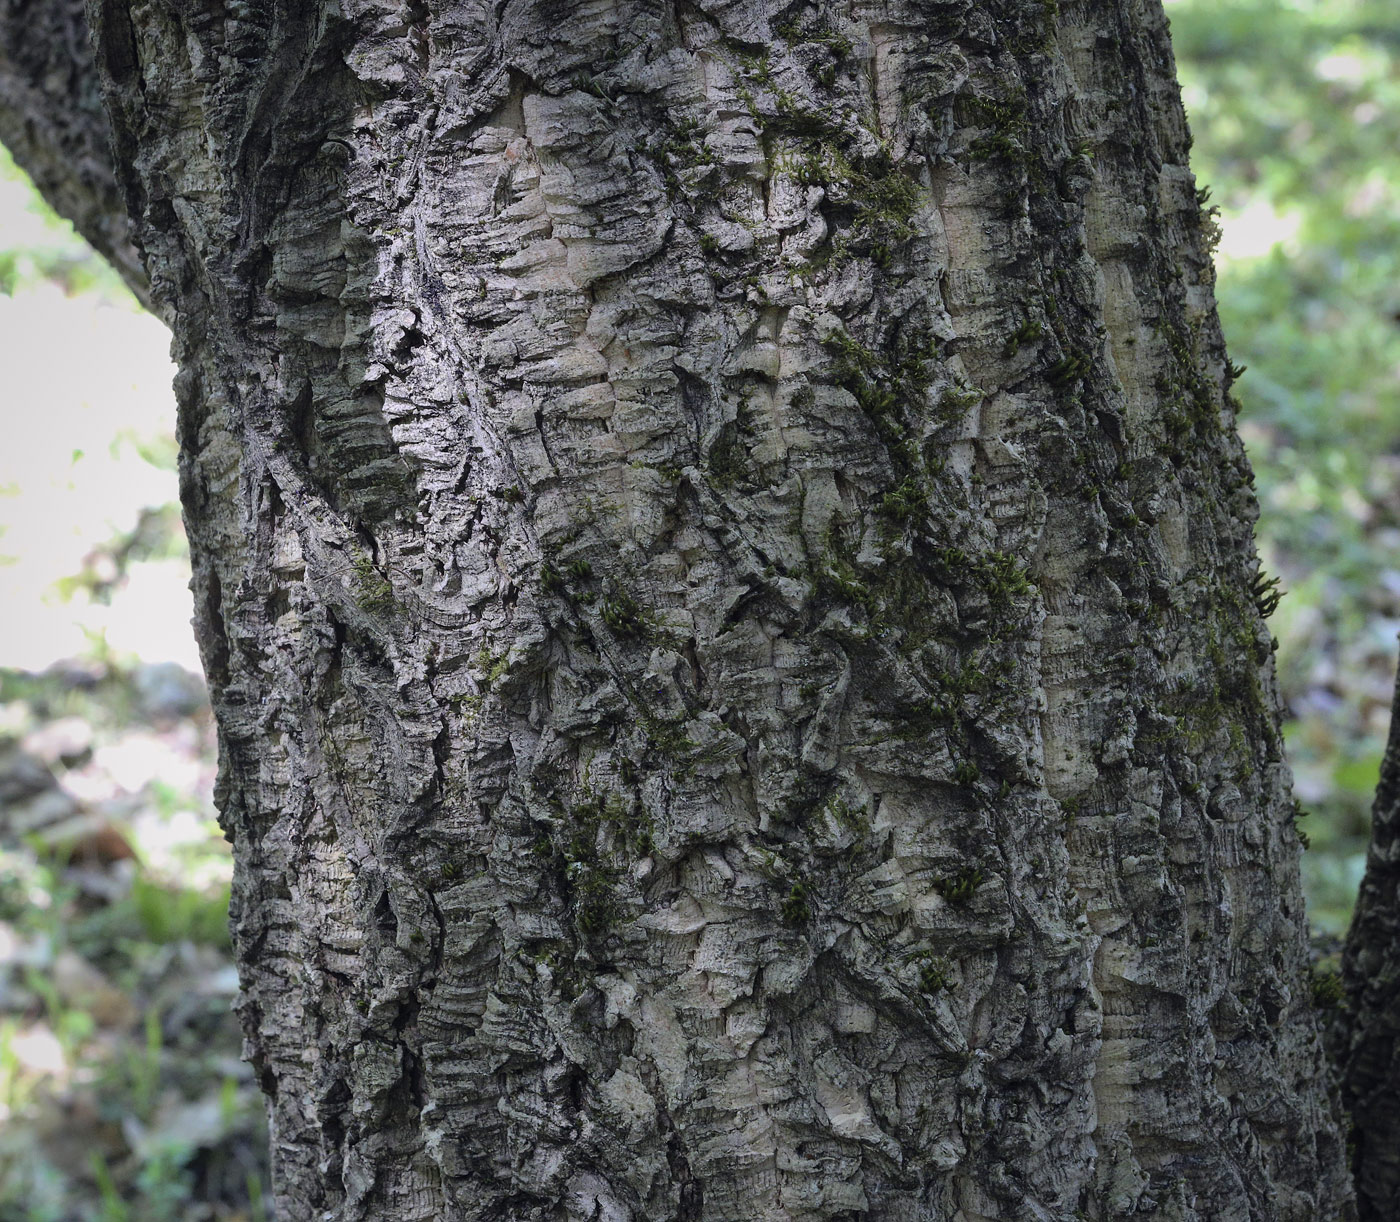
<box><xmin>7</xmin><ymin>0</ymin><xmax>1361</xmax><ymax>1217</ymax></box>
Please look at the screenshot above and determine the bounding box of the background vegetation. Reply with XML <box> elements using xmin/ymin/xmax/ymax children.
<box><xmin>1171</xmin><ymin>0</ymin><xmax>1400</xmax><ymax>934</ymax></box>
<box><xmin>0</xmin><ymin>0</ymin><xmax>1395</xmax><ymax>1213</ymax></box>
<box><xmin>0</xmin><ymin>145</ymin><xmax>267</xmax><ymax>1218</ymax></box>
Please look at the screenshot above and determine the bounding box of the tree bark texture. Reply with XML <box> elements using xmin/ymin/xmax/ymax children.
<box><xmin>1342</xmin><ymin>662</ymin><xmax>1400</xmax><ymax>1221</ymax></box>
<box><xmin>43</xmin><ymin>0</ymin><xmax>1360</xmax><ymax>1217</ymax></box>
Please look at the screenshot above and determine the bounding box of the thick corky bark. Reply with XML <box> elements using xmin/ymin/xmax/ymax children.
<box><xmin>1343</xmin><ymin>664</ymin><xmax>1400</xmax><ymax>1220</ymax></box>
<box><xmin>7</xmin><ymin>0</ymin><xmax>1359</xmax><ymax>1216</ymax></box>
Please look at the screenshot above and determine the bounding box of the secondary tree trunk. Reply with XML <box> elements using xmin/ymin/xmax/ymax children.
<box><xmin>8</xmin><ymin>0</ymin><xmax>1360</xmax><ymax>1217</ymax></box>
<box><xmin>0</xmin><ymin>0</ymin><xmax>147</xmax><ymax>301</ymax></box>
<box><xmin>1342</xmin><ymin>665</ymin><xmax>1400</xmax><ymax>1220</ymax></box>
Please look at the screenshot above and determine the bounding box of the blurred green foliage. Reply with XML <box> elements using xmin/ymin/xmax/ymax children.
<box><xmin>1173</xmin><ymin>0</ymin><xmax>1400</xmax><ymax>932</ymax></box>
<box><xmin>0</xmin><ymin>148</ymin><xmax>130</xmax><ymax>303</ymax></box>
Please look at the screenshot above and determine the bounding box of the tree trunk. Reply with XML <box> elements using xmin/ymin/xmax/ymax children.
<box><xmin>0</xmin><ymin>0</ymin><xmax>147</xmax><ymax>303</ymax></box>
<box><xmin>1342</xmin><ymin>664</ymin><xmax>1400</xmax><ymax>1220</ymax></box>
<box><xmin>7</xmin><ymin>0</ymin><xmax>1360</xmax><ymax>1216</ymax></box>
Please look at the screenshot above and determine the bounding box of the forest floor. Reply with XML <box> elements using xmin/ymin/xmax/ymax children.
<box><xmin>0</xmin><ymin>662</ymin><xmax>266</xmax><ymax>1220</ymax></box>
